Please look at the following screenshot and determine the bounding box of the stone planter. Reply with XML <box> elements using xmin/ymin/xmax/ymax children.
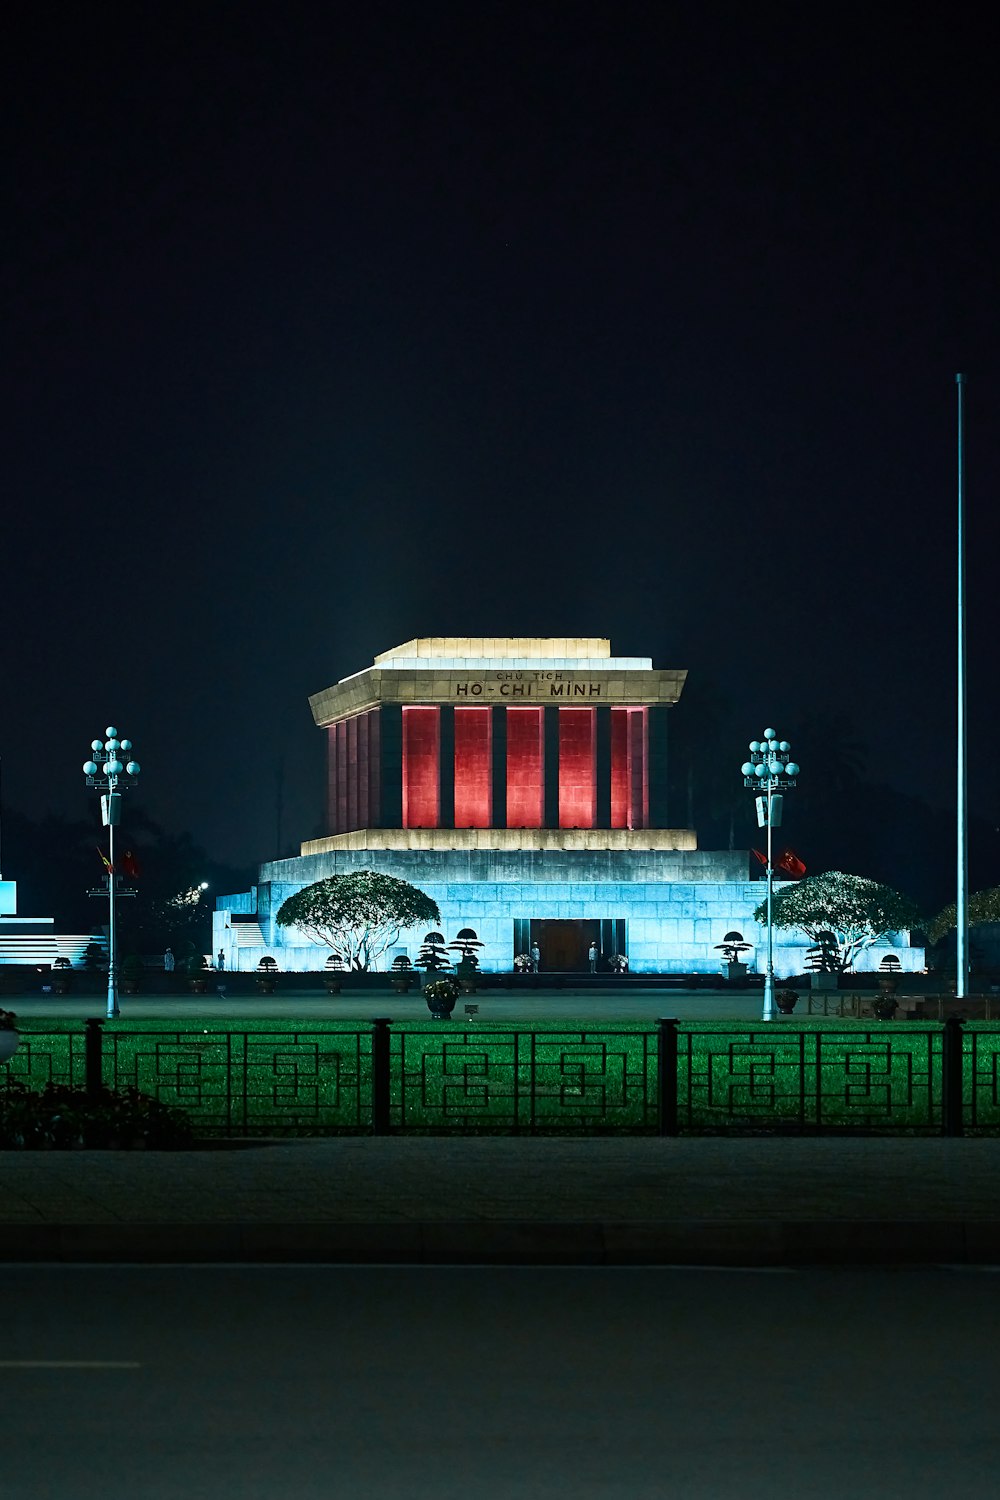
<box><xmin>187</xmin><ymin>978</ymin><xmax>208</xmax><ymax>995</ymax></box>
<box><xmin>256</xmin><ymin>977</ymin><xmax>277</xmax><ymax>996</ymax></box>
<box><xmin>723</xmin><ymin>961</ymin><xmax>747</xmax><ymax>982</ymax></box>
<box><xmin>775</xmin><ymin>991</ymin><xmax>798</xmax><ymax>1014</ymax></box>
<box><xmin>872</xmin><ymin>996</ymin><xmax>899</xmax><ymax>1020</ymax></box>
<box><xmin>810</xmin><ymin>972</ymin><xmax>839</xmax><ymax>992</ymax></box>
<box><xmin>390</xmin><ymin>977</ymin><xmax>412</xmax><ymax>995</ymax></box>
<box><xmin>323</xmin><ymin>977</ymin><xmax>342</xmax><ymax>995</ymax></box>
<box><xmin>426</xmin><ymin>998</ymin><xmax>456</xmax><ymax>1020</ymax></box>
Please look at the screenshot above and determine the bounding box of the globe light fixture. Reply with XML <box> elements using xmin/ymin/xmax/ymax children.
<box><xmin>740</xmin><ymin>728</ymin><xmax>799</xmax><ymax>1021</ymax></box>
<box><xmin>83</xmin><ymin>725</ymin><xmax>141</xmax><ymax>1019</ymax></box>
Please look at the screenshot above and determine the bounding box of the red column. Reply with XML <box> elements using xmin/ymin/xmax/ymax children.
<box><xmin>505</xmin><ymin>708</ymin><xmax>544</xmax><ymax>827</ymax></box>
<box><xmin>611</xmin><ymin>707</ymin><xmax>649</xmax><ymax>829</ymax></box>
<box><xmin>402</xmin><ymin>707</ymin><xmax>440</xmax><ymax>828</ymax></box>
<box><xmin>454</xmin><ymin>708</ymin><xmax>492</xmax><ymax>827</ymax></box>
<box><xmin>558</xmin><ymin>708</ymin><xmax>596</xmax><ymax>828</ymax></box>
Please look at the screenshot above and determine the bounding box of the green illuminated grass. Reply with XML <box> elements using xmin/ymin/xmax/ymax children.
<box><xmin>6</xmin><ymin>1017</ymin><xmax>999</xmax><ymax>1136</ymax></box>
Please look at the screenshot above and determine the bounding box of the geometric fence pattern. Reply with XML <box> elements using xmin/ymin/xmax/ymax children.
<box><xmin>6</xmin><ymin>1017</ymin><xmax>1000</xmax><ymax>1136</ymax></box>
<box><xmin>677</xmin><ymin>1026</ymin><xmax>943</xmax><ymax>1134</ymax></box>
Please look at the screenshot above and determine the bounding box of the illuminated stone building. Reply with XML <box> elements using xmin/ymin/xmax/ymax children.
<box><xmin>214</xmin><ymin>638</ymin><xmax>923</xmax><ymax>976</ymax></box>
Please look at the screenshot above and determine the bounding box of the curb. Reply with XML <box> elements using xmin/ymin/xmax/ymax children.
<box><xmin>4</xmin><ymin>1220</ymin><xmax>1000</xmax><ymax>1264</ymax></box>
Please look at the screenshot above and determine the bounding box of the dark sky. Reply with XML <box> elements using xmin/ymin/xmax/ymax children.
<box><xmin>5</xmin><ymin>4</ymin><xmax>999</xmax><ymax>874</ymax></box>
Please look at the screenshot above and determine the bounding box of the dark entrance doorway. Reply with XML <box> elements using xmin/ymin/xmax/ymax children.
<box><xmin>529</xmin><ymin>919</ymin><xmax>600</xmax><ymax>973</ymax></box>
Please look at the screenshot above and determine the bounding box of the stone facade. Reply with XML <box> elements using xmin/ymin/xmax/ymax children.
<box><xmin>214</xmin><ymin>638</ymin><xmax>925</xmax><ymax>977</ymax></box>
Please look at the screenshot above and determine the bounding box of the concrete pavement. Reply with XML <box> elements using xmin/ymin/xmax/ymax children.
<box><xmin>3</xmin><ymin>1134</ymin><xmax>1000</xmax><ymax>1266</ymax></box>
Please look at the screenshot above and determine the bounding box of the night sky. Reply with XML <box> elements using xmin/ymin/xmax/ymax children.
<box><xmin>5</xmin><ymin>6</ymin><xmax>999</xmax><ymax>881</ymax></box>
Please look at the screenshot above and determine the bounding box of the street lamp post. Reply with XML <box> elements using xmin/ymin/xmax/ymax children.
<box><xmin>83</xmin><ymin>727</ymin><xmax>141</xmax><ymax>1019</ymax></box>
<box><xmin>741</xmin><ymin>729</ymin><xmax>800</xmax><ymax>1021</ymax></box>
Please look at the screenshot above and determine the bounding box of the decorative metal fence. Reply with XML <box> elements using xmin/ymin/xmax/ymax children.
<box><xmin>5</xmin><ymin>1016</ymin><xmax>999</xmax><ymax>1137</ymax></box>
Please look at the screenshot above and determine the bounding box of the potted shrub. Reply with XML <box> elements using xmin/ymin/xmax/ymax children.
<box><xmin>449</xmin><ymin>928</ymin><xmax>483</xmax><ymax>993</ymax></box>
<box><xmin>0</xmin><ymin>1008</ymin><xmax>18</xmax><ymax>1065</ymax></box>
<box><xmin>424</xmin><ymin>976</ymin><xmax>460</xmax><ymax>1019</ymax></box>
<box><xmin>81</xmin><ymin>942</ymin><xmax>106</xmax><ymax>988</ymax></box>
<box><xmin>715</xmin><ymin>931</ymin><xmax>752</xmax><ymax>982</ymax></box>
<box><xmin>775</xmin><ymin>988</ymin><xmax>799</xmax><ymax>1014</ymax></box>
<box><xmin>513</xmin><ymin>953</ymin><xmax>532</xmax><ymax>974</ymax></box>
<box><xmin>51</xmin><ymin>957</ymin><xmax>73</xmax><ymax>996</ymax></box>
<box><xmin>390</xmin><ymin>955</ymin><xmax>414</xmax><ymax>994</ymax></box>
<box><xmin>120</xmin><ymin>954</ymin><xmax>144</xmax><ymax>996</ymax></box>
<box><xmin>256</xmin><ymin>956</ymin><xmax>278</xmax><ymax>995</ymax></box>
<box><xmin>323</xmin><ymin>953</ymin><xmax>345</xmax><ymax>995</ymax></box>
<box><xmin>415</xmin><ymin>931</ymin><xmax>452</xmax><ymax>978</ymax></box>
<box><xmin>806</xmin><ymin>931</ymin><xmax>840</xmax><ymax>992</ymax></box>
<box><xmin>872</xmin><ymin>992</ymin><xmax>899</xmax><ymax>1020</ymax></box>
<box><xmin>608</xmin><ymin>953</ymin><xmax>629</xmax><ymax>975</ymax></box>
<box><xmin>186</xmin><ymin>953</ymin><xmax>209</xmax><ymax>995</ymax></box>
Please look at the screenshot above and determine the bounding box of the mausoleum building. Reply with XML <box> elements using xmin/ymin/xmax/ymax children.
<box><xmin>214</xmin><ymin>638</ymin><xmax>923</xmax><ymax>976</ymax></box>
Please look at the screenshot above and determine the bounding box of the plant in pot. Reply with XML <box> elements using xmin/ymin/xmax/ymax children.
<box><xmin>513</xmin><ymin>953</ymin><xmax>532</xmax><ymax>974</ymax></box>
<box><xmin>775</xmin><ymin>988</ymin><xmax>799</xmax><ymax>1014</ymax></box>
<box><xmin>323</xmin><ymin>953</ymin><xmax>345</xmax><ymax>995</ymax></box>
<box><xmin>0</xmin><ymin>1008</ymin><xmax>18</xmax><ymax>1065</ymax></box>
<box><xmin>448</xmin><ymin>928</ymin><xmax>483</xmax><ymax>993</ymax></box>
<box><xmin>389</xmin><ymin>955</ymin><xmax>414</xmax><ymax>993</ymax></box>
<box><xmin>871</xmin><ymin>991</ymin><xmax>899</xmax><ymax>1020</ymax></box>
<box><xmin>256</xmin><ymin>956</ymin><xmax>278</xmax><ymax>995</ymax></box>
<box><xmin>715</xmin><ymin>931</ymin><xmax>752</xmax><ymax>982</ymax></box>
<box><xmin>415</xmin><ymin>931</ymin><xmax>452</xmax><ymax>978</ymax></box>
<box><xmin>51</xmin><ymin>957</ymin><xmax>73</xmax><ymax>996</ymax></box>
<box><xmin>186</xmin><ymin>952</ymin><xmax>209</xmax><ymax>995</ymax></box>
<box><xmin>608</xmin><ymin>953</ymin><xmax>629</xmax><ymax>975</ymax></box>
<box><xmin>423</xmin><ymin>976</ymin><xmax>460</xmax><ymax>1020</ymax></box>
<box><xmin>806</xmin><ymin>931</ymin><xmax>841</xmax><ymax>991</ymax></box>
<box><xmin>120</xmin><ymin>954</ymin><xmax>144</xmax><ymax>996</ymax></box>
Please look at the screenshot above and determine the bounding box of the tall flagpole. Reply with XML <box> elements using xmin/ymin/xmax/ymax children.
<box><xmin>956</xmin><ymin>373</ymin><xmax>968</xmax><ymax>1000</ymax></box>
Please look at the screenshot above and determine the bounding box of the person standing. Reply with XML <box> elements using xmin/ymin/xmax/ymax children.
<box><xmin>588</xmin><ymin>941</ymin><xmax>598</xmax><ymax>973</ymax></box>
<box><xmin>163</xmin><ymin>947</ymin><xmax>175</xmax><ymax>973</ymax></box>
<box><xmin>217</xmin><ymin>948</ymin><xmax>225</xmax><ymax>970</ymax></box>
<box><xmin>530</xmin><ymin>941</ymin><xmax>541</xmax><ymax>973</ymax></box>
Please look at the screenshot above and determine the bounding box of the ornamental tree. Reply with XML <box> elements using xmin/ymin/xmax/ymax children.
<box><xmin>275</xmin><ymin>871</ymin><xmax>440</xmax><ymax>971</ymax></box>
<box><xmin>754</xmin><ymin>870</ymin><xmax>920</xmax><ymax>973</ymax></box>
<box><xmin>927</xmin><ymin>886</ymin><xmax>1000</xmax><ymax>945</ymax></box>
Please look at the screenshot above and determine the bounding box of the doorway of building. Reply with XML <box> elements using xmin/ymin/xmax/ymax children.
<box><xmin>529</xmin><ymin>919</ymin><xmax>600</xmax><ymax>973</ymax></box>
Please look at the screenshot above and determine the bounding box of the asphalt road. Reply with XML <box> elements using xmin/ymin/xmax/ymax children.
<box><xmin>2</xmin><ymin>1265</ymin><xmax>997</xmax><ymax>1498</ymax></box>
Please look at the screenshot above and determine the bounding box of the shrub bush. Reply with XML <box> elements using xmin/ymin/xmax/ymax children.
<box><xmin>0</xmin><ymin>1081</ymin><xmax>195</xmax><ymax>1150</ymax></box>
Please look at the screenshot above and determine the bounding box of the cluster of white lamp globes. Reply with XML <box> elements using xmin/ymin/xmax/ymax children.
<box><xmin>83</xmin><ymin>727</ymin><xmax>140</xmax><ymax>1019</ymax></box>
<box><xmin>740</xmin><ymin>728</ymin><xmax>799</xmax><ymax>1022</ymax></box>
<box><xmin>741</xmin><ymin>734</ymin><xmax>800</xmax><ymax>785</ymax></box>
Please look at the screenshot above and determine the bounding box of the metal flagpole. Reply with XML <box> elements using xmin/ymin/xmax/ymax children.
<box><xmin>956</xmin><ymin>373</ymin><xmax>968</xmax><ymax>1000</ymax></box>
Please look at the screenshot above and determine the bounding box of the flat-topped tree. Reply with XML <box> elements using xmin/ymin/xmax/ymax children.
<box><xmin>276</xmin><ymin>871</ymin><xmax>440</xmax><ymax>971</ymax></box>
<box><xmin>755</xmin><ymin>871</ymin><xmax>919</xmax><ymax>973</ymax></box>
<box><xmin>416</xmin><ymin>931</ymin><xmax>452</xmax><ymax>973</ymax></box>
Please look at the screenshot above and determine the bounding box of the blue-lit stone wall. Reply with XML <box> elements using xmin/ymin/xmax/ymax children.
<box><xmin>214</xmin><ymin>849</ymin><xmax>923</xmax><ymax>976</ymax></box>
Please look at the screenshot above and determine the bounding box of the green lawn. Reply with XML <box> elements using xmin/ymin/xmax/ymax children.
<box><xmin>7</xmin><ymin>1017</ymin><xmax>999</xmax><ymax>1136</ymax></box>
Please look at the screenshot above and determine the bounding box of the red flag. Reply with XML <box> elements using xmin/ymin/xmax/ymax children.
<box><xmin>96</xmin><ymin>847</ymin><xmax>114</xmax><ymax>874</ymax></box>
<box><xmin>121</xmin><ymin>848</ymin><xmax>141</xmax><ymax>880</ymax></box>
<box><xmin>776</xmin><ymin>848</ymin><xmax>807</xmax><ymax>878</ymax></box>
<box><xmin>751</xmin><ymin>849</ymin><xmax>767</xmax><ymax>867</ymax></box>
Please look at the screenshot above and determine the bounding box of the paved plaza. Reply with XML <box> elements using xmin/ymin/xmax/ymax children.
<box><xmin>9</xmin><ymin>985</ymin><xmax>864</xmax><ymax>1023</ymax></box>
